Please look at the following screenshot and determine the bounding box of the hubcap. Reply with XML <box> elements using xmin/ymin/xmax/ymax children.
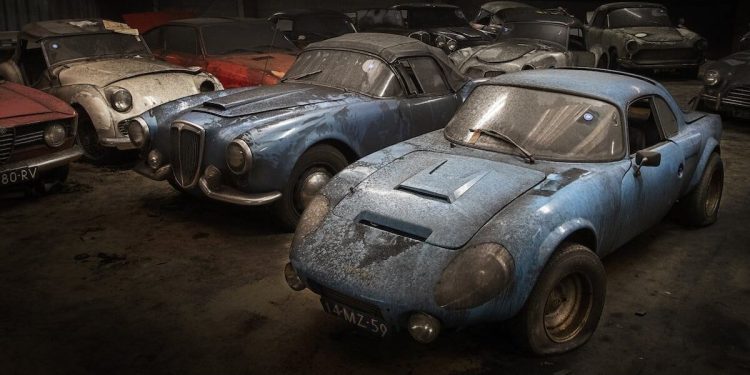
<box><xmin>297</xmin><ymin>170</ymin><xmax>331</xmax><ymax>209</ymax></box>
<box><xmin>543</xmin><ymin>273</ymin><xmax>593</xmax><ymax>343</ymax></box>
<box><xmin>704</xmin><ymin>168</ymin><xmax>723</xmax><ymax>217</ymax></box>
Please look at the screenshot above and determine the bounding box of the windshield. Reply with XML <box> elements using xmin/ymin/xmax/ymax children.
<box><xmin>607</xmin><ymin>7</ymin><xmax>671</xmax><ymax>28</ymax></box>
<box><xmin>284</xmin><ymin>50</ymin><xmax>402</xmax><ymax>97</ymax></box>
<box><xmin>403</xmin><ymin>8</ymin><xmax>469</xmax><ymax>28</ymax></box>
<box><xmin>293</xmin><ymin>14</ymin><xmax>356</xmax><ymax>37</ymax></box>
<box><xmin>42</xmin><ymin>33</ymin><xmax>151</xmax><ymax>65</ymax></box>
<box><xmin>203</xmin><ymin>23</ymin><xmax>297</xmax><ymax>55</ymax></box>
<box><xmin>497</xmin><ymin>22</ymin><xmax>568</xmax><ymax>47</ymax></box>
<box><xmin>444</xmin><ymin>86</ymin><xmax>624</xmax><ymax>162</ymax></box>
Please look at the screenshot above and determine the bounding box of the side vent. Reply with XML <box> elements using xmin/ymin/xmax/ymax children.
<box><xmin>396</xmin><ymin>185</ymin><xmax>451</xmax><ymax>203</ymax></box>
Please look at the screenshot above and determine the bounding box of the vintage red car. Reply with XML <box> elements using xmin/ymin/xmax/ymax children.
<box><xmin>0</xmin><ymin>80</ymin><xmax>81</xmax><ymax>192</ymax></box>
<box><xmin>144</xmin><ymin>18</ymin><xmax>299</xmax><ymax>88</ymax></box>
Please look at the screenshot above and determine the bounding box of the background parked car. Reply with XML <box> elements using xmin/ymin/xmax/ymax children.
<box><xmin>470</xmin><ymin>1</ymin><xmax>537</xmax><ymax>36</ymax></box>
<box><xmin>0</xmin><ymin>19</ymin><xmax>223</xmax><ymax>162</ymax></box>
<box><xmin>0</xmin><ymin>80</ymin><xmax>80</xmax><ymax>193</ymax></box>
<box><xmin>268</xmin><ymin>9</ymin><xmax>357</xmax><ymax>49</ymax></box>
<box><xmin>585</xmin><ymin>2</ymin><xmax>707</xmax><ymax>76</ymax></box>
<box><xmin>698</xmin><ymin>50</ymin><xmax>750</xmax><ymax>118</ymax></box>
<box><xmin>286</xmin><ymin>68</ymin><xmax>723</xmax><ymax>354</ymax></box>
<box><xmin>127</xmin><ymin>33</ymin><xmax>471</xmax><ymax>229</ymax></box>
<box><xmin>355</xmin><ymin>4</ymin><xmax>492</xmax><ymax>54</ymax></box>
<box><xmin>144</xmin><ymin>18</ymin><xmax>298</xmax><ymax>88</ymax></box>
<box><xmin>451</xmin><ymin>10</ymin><xmax>594</xmax><ymax>78</ymax></box>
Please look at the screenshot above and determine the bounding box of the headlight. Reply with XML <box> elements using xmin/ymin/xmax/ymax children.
<box><xmin>435</xmin><ymin>35</ymin><xmax>457</xmax><ymax>52</ymax></box>
<box><xmin>434</xmin><ymin>243</ymin><xmax>514</xmax><ymax>310</ymax></box>
<box><xmin>44</xmin><ymin>123</ymin><xmax>67</xmax><ymax>147</ymax></box>
<box><xmin>109</xmin><ymin>88</ymin><xmax>132</xmax><ymax>112</ymax></box>
<box><xmin>704</xmin><ymin>70</ymin><xmax>720</xmax><ymax>86</ymax></box>
<box><xmin>625</xmin><ymin>39</ymin><xmax>639</xmax><ymax>53</ymax></box>
<box><xmin>147</xmin><ymin>149</ymin><xmax>163</xmax><ymax>170</ymax></box>
<box><xmin>199</xmin><ymin>80</ymin><xmax>215</xmax><ymax>92</ymax></box>
<box><xmin>292</xmin><ymin>194</ymin><xmax>329</xmax><ymax>246</ymax></box>
<box><xmin>446</xmin><ymin>39</ymin><xmax>458</xmax><ymax>52</ymax></box>
<box><xmin>226</xmin><ymin>139</ymin><xmax>253</xmax><ymax>174</ymax></box>
<box><xmin>127</xmin><ymin>118</ymin><xmax>149</xmax><ymax>148</ymax></box>
<box><xmin>695</xmin><ymin>39</ymin><xmax>708</xmax><ymax>51</ymax></box>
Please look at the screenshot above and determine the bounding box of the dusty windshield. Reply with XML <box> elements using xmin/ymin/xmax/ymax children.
<box><xmin>445</xmin><ymin>85</ymin><xmax>624</xmax><ymax>162</ymax></box>
<box><xmin>497</xmin><ymin>22</ymin><xmax>568</xmax><ymax>47</ymax></box>
<box><xmin>42</xmin><ymin>33</ymin><xmax>150</xmax><ymax>66</ymax></box>
<box><xmin>284</xmin><ymin>50</ymin><xmax>402</xmax><ymax>97</ymax></box>
<box><xmin>607</xmin><ymin>7</ymin><xmax>671</xmax><ymax>28</ymax></box>
<box><xmin>203</xmin><ymin>23</ymin><xmax>297</xmax><ymax>55</ymax></box>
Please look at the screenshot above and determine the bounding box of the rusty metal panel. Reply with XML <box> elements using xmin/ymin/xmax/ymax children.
<box><xmin>1</xmin><ymin>0</ymin><xmax>99</xmax><ymax>31</ymax></box>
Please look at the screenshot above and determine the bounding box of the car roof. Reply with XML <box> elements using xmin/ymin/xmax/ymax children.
<box><xmin>503</xmin><ymin>9</ymin><xmax>582</xmax><ymax>27</ymax></box>
<box><xmin>484</xmin><ymin>68</ymin><xmax>668</xmax><ymax>108</ymax></box>
<box><xmin>391</xmin><ymin>3</ymin><xmax>460</xmax><ymax>10</ymax></box>
<box><xmin>480</xmin><ymin>1</ymin><xmax>536</xmax><ymax>14</ymax></box>
<box><xmin>268</xmin><ymin>9</ymin><xmax>350</xmax><ymax>19</ymax></box>
<box><xmin>306</xmin><ymin>32</ymin><xmax>468</xmax><ymax>91</ymax></box>
<box><xmin>594</xmin><ymin>2</ymin><xmax>666</xmax><ymax>14</ymax></box>
<box><xmin>21</xmin><ymin>19</ymin><xmax>121</xmax><ymax>40</ymax></box>
<box><xmin>161</xmin><ymin>17</ymin><xmax>271</xmax><ymax>27</ymax></box>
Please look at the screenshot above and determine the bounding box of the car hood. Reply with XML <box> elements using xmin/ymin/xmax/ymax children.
<box><xmin>190</xmin><ymin>82</ymin><xmax>352</xmax><ymax>120</ymax></box>
<box><xmin>332</xmin><ymin>150</ymin><xmax>546</xmax><ymax>249</ymax></box>
<box><xmin>429</xmin><ymin>26</ymin><xmax>489</xmax><ymax>40</ymax></box>
<box><xmin>712</xmin><ymin>51</ymin><xmax>750</xmax><ymax>76</ymax></box>
<box><xmin>0</xmin><ymin>81</ymin><xmax>75</xmax><ymax>128</ymax></box>
<box><xmin>209</xmin><ymin>52</ymin><xmax>296</xmax><ymax>73</ymax></box>
<box><xmin>474</xmin><ymin>39</ymin><xmax>562</xmax><ymax>63</ymax></box>
<box><xmin>617</xmin><ymin>27</ymin><xmax>688</xmax><ymax>42</ymax></box>
<box><xmin>55</xmin><ymin>57</ymin><xmax>202</xmax><ymax>87</ymax></box>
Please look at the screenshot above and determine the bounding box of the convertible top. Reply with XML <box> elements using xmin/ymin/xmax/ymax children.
<box><xmin>21</xmin><ymin>19</ymin><xmax>132</xmax><ymax>41</ymax></box>
<box><xmin>480</xmin><ymin>1</ymin><xmax>536</xmax><ymax>14</ymax></box>
<box><xmin>503</xmin><ymin>9</ymin><xmax>582</xmax><ymax>27</ymax></box>
<box><xmin>593</xmin><ymin>2</ymin><xmax>666</xmax><ymax>14</ymax></box>
<box><xmin>486</xmin><ymin>68</ymin><xmax>670</xmax><ymax>108</ymax></box>
<box><xmin>307</xmin><ymin>32</ymin><xmax>468</xmax><ymax>91</ymax></box>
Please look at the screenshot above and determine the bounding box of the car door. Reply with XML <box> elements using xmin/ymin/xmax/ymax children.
<box><xmin>394</xmin><ymin>56</ymin><xmax>461</xmax><ymax>139</ymax></box>
<box><xmin>615</xmin><ymin>96</ymin><xmax>686</xmax><ymax>246</ymax></box>
<box><xmin>161</xmin><ymin>26</ymin><xmax>204</xmax><ymax>68</ymax></box>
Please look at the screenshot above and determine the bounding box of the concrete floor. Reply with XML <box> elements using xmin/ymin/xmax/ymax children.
<box><xmin>1</xmin><ymin>79</ymin><xmax>748</xmax><ymax>375</ymax></box>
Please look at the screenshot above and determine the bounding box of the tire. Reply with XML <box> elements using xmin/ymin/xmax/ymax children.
<box><xmin>512</xmin><ymin>242</ymin><xmax>606</xmax><ymax>355</ymax></box>
<box><xmin>272</xmin><ymin>145</ymin><xmax>348</xmax><ymax>231</ymax></box>
<box><xmin>675</xmin><ymin>153</ymin><xmax>723</xmax><ymax>227</ymax></box>
<box><xmin>75</xmin><ymin>110</ymin><xmax>115</xmax><ymax>163</ymax></box>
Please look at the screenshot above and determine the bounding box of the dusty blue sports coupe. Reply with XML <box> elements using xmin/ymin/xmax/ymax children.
<box><xmin>285</xmin><ymin>68</ymin><xmax>724</xmax><ymax>354</ymax></box>
<box><xmin>126</xmin><ymin>33</ymin><xmax>470</xmax><ymax>228</ymax></box>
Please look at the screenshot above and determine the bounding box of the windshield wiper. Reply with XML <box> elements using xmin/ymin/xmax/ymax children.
<box><xmin>283</xmin><ymin>69</ymin><xmax>322</xmax><ymax>82</ymax></box>
<box><xmin>469</xmin><ymin>128</ymin><xmax>535</xmax><ymax>164</ymax></box>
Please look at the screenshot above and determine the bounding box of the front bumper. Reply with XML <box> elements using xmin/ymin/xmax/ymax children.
<box><xmin>100</xmin><ymin>135</ymin><xmax>136</xmax><ymax>150</ymax></box>
<box><xmin>1</xmin><ymin>146</ymin><xmax>83</xmax><ymax>187</ymax></box>
<box><xmin>618</xmin><ymin>58</ymin><xmax>701</xmax><ymax>69</ymax></box>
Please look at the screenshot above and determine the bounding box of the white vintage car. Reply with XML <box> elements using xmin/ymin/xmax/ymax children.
<box><xmin>0</xmin><ymin>19</ymin><xmax>222</xmax><ymax>161</ymax></box>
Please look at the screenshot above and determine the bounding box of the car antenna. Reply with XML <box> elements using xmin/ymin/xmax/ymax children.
<box><xmin>260</xmin><ymin>21</ymin><xmax>279</xmax><ymax>85</ymax></box>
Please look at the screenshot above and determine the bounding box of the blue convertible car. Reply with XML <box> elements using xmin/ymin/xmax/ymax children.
<box><xmin>286</xmin><ymin>69</ymin><xmax>723</xmax><ymax>354</ymax></box>
<box><xmin>126</xmin><ymin>33</ymin><xmax>469</xmax><ymax>228</ymax></box>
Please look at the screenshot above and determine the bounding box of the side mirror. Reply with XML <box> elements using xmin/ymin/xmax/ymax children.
<box><xmin>634</xmin><ymin>150</ymin><xmax>661</xmax><ymax>176</ymax></box>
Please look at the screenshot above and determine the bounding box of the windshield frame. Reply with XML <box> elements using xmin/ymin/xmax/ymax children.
<box><xmin>283</xmin><ymin>47</ymin><xmax>405</xmax><ymax>98</ymax></box>
<box><xmin>496</xmin><ymin>21</ymin><xmax>569</xmax><ymax>49</ymax></box>
<box><xmin>40</xmin><ymin>32</ymin><xmax>152</xmax><ymax>67</ymax></box>
<box><xmin>444</xmin><ymin>83</ymin><xmax>628</xmax><ymax>163</ymax></box>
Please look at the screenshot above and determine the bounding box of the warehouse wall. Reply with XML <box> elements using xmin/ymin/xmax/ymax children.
<box><xmin>0</xmin><ymin>0</ymin><xmax>99</xmax><ymax>31</ymax></box>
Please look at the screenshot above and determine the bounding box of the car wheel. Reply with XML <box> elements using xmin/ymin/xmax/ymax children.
<box><xmin>676</xmin><ymin>153</ymin><xmax>723</xmax><ymax>227</ymax></box>
<box><xmin>75</xmin><ymin>110</ymin><xmax>115</xmax><ymax>163</ymax></box>
<box><xmin>513</xmin><ymin>242</ymin><xmax>606</xmax><ymax>355</ymax></box>
<box><xmin>273</xmin><ymin>145</ymin><xmax>348</xmax><ymax>231</ymax></box>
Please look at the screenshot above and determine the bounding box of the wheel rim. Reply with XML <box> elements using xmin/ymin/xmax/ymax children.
<box><xmin>543</xmin><ymin>273</ymin><xmax>593</xmax><ymax>343</ymax></box>
<box><xmin>704</xmin><ymin>168</ymin><xmax>723</xmax><ymax>217</ymax></box>
<box><xmin>295</xmin><ymin>169</ymin><xmax>332</xmax><ymax>212</ymax></box>
<box><xmin>76</xmin><ymin>122</ymin><xmax>105</xmax><ymax>160</ymax></box>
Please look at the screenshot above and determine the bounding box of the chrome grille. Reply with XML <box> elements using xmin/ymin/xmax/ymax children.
<box><xmin>0</xmin><ymin>129</ymin><xmax>14</xmax><ymax>165</ymax></box>
<box><xmin>117</xmin><ymin>121</ymin><xmax>129</xmax><ymax>136</ymax></box>
<box><xmin>169</xmin><ymin>122</ymin><xmax>204</xmax><ymax>188</ymax></box>
<box><xmin>14</xmin><ymin>130</ymin><xmax>44</xmax><ymax>146</ymax></box>
<box><xmin>724</xmin><ymin>86</ymin><xmax>750</xmax><ymax>108</ymax></box>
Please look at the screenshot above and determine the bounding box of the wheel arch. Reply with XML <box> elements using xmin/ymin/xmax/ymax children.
<box><xmin>304</xmin><ymin>138</ymin><xmax>360</xmax><ymax>164</ymax></box>
<box><xmin>687</xmin><ymin>137</ymin><xmax>721</xmax><ymax>190</ymax></box>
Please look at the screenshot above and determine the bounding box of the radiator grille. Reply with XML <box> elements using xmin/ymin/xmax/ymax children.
<box><xmin>723</xmin><ymin>86</ymin><xmax>750</xmax><ymax>108</ymax></box>
<box><xmin>169</xmin><ymin>122</ymin><xmax>204</xmax><ymax>188</ymax></box>
<box><xmin>0</xmin><ymin>129</ymin><xmax>13</xmax><ymax>165</ymax></box>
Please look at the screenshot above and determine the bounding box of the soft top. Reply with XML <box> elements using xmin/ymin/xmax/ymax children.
<box><xmin>594</xmin><ymin>2</ymin><xmax>666</xmax><ymax>14</ymax></box>
<box><xmin>480</xmin><ymin>1</ymin><xmax>537</xmax><ymax>14</ymax></box>
<box><xmin>268</xmin><ymin>9</ymin><xmax>351</xmax><ymax>20</ymax></box>
<box><xmin>306</xmin><ymin>32</ymin><xmax>468</xmax><ymax>91</ymax></box>
<box><xmin>21</xmin><ymin>19</ymin><xmax>134</xmax><ymax>41</ymax></box>
<box><xmin>503</xmin><ymin>9</ymin><xmax>582</xmax><ymax>27</ymax></box>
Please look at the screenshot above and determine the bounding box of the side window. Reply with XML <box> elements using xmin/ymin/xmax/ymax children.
<box><xmin>396</xmin><ymin>57</ymin><xmax>449</xmax><ymax>96</ymax></box>
<box><xmin>593</xmin><ymin>12</ymin><xmax>606</xmax><ymax>28</ymax></box>
<box><xmin>143</xmin><ymin>27</ymin><xmax>163</xmax><ymax>51</ymax></box>
<box><xmin>163</xmin><ymin>26</ymin><xmax>198</xmax><ymax>55</ymax></box>
<box><xmin>653</xmin><ymin>97</ymin><xmax>678</xmax><ymax>137</ymax></box>
<box><xmin>626</xmin><ymin>97</ymin><xmax>667</xmax><ymax>153</ymax></box>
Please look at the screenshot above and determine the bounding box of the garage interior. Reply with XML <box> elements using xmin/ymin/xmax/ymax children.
<box><xmin>1</xmin><ymin>1</ymin><xmax>749</xmax><ymax>374</ymax></box>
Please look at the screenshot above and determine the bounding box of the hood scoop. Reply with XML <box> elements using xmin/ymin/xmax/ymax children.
<box><xmin>204</xmin><ymin>85</ymin><xmax>317</xmax><ymax>110</ymax></box>
<box><xmin>397</xmin><ymin>159</ymin><xmax>488</xmax><ymax>203</ymax></box>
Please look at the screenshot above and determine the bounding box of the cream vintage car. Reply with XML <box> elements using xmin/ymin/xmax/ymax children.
<box><xmin>0</xmin><ymin>19</ymin><xmax>222</xmax><ymax>161</ymax></box>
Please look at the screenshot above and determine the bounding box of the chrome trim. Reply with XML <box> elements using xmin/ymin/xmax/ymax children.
<box><xmin>0</xmin><ymin>145</ymin><xmax>82</xmax><ymax>173</ymax></box>
<box><xmin>134</xmin><ymin>162</ymin><xmax>172</xmax><ymax>181</ymax></box>
<box><xmin>226</xmin><ymin>139</ymin><xmax>253</xmax><ymax>175</ymax></box>
<box><xmin>198</xmin><ymin>165</ymin><xmax>281</xmax><ymax>206</ymax></box>
<box><xmin>170</xmin><ymin>120</ymin><xmax>205</xmax><ymax>189</ymax></box>
<box><xmin>125</xmin><ymin>117</ymin><xmax>149</xmax><ymax>148</ymax></box>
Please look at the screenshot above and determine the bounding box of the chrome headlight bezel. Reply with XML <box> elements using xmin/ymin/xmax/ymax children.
<box><xmin>108</xmin><ymin>88</ymin><xmax>133</xmax><ymax>112</ymax></box>
<box><xmin>127</xmin><ymin>117</ymin><xmax>149</xmax><ymax>149</ymax></box>
<box><xmin>434</xmin><ymin>242</ymin><xmax>515</xmax><ymax>310</ymax></box>
<box><xmin>625</xmin><ymin>39</ymin><xmax>639</xmax><ymax>53</ymax></box>
<box><xmin>226</xmin><ymin>139</ymin><xmax>253</xmax><ymax>175</ymax></box>
<box><xmin>43</xmin><ymin>123</ymin><xmax>67</xmax><ymax>148</ymax></box>
<box><xmin>704</xmin><ymin>70</ymin><xmax>720</xmax><ymax>86</ymax></box>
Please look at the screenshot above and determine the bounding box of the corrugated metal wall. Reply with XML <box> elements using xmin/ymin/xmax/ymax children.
<box><xmin>1</xmin><ymin>0</ymin><xmax>99</xmax><ymax>31</ymax></box>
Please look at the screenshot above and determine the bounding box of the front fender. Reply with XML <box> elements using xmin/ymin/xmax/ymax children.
<box><xmin>54</xmin><ymin>85</ymin><xmax>113</xmax><ymax>132</ymax></box>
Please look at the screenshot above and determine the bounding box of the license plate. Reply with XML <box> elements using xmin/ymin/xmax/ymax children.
<box><xmin>0</xmin><ymin>166</ymin><xmax>38</xmax><ymax>186</ymax></box>
<box><xmin>321</xmin><ymin>297</ymin><xmax>389</xmax><ymax>337</ymax></box>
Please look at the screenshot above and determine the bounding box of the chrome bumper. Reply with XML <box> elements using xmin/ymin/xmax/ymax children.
<box><xmin>199</xmin><ymin>165</ymin><xmax>281</xmax><ymax>206</ymax></box>
<box><xmin>133</xmin><ymin>162</ymin><xmax>172</xmax><ymax>181</ymax></box>
<box><xmin>100</xmin><ymin>136</ymin><xmax>136</xmax><ymax>150</ymax></box>
<box><xmin>618</xmin><ymin>59</ymin><xmax>701</xmax><ymax>69</ymax></box>
<box><xmin>1</xmin><ymin>146</ymin><xmax>83</xmax><ymax>173</ymax></box>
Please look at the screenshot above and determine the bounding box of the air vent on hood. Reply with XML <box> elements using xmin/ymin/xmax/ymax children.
<box><xmin>357</xmin><ymin>211</ymin><xmax>432</xmax><ymax>242</ymax></box>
